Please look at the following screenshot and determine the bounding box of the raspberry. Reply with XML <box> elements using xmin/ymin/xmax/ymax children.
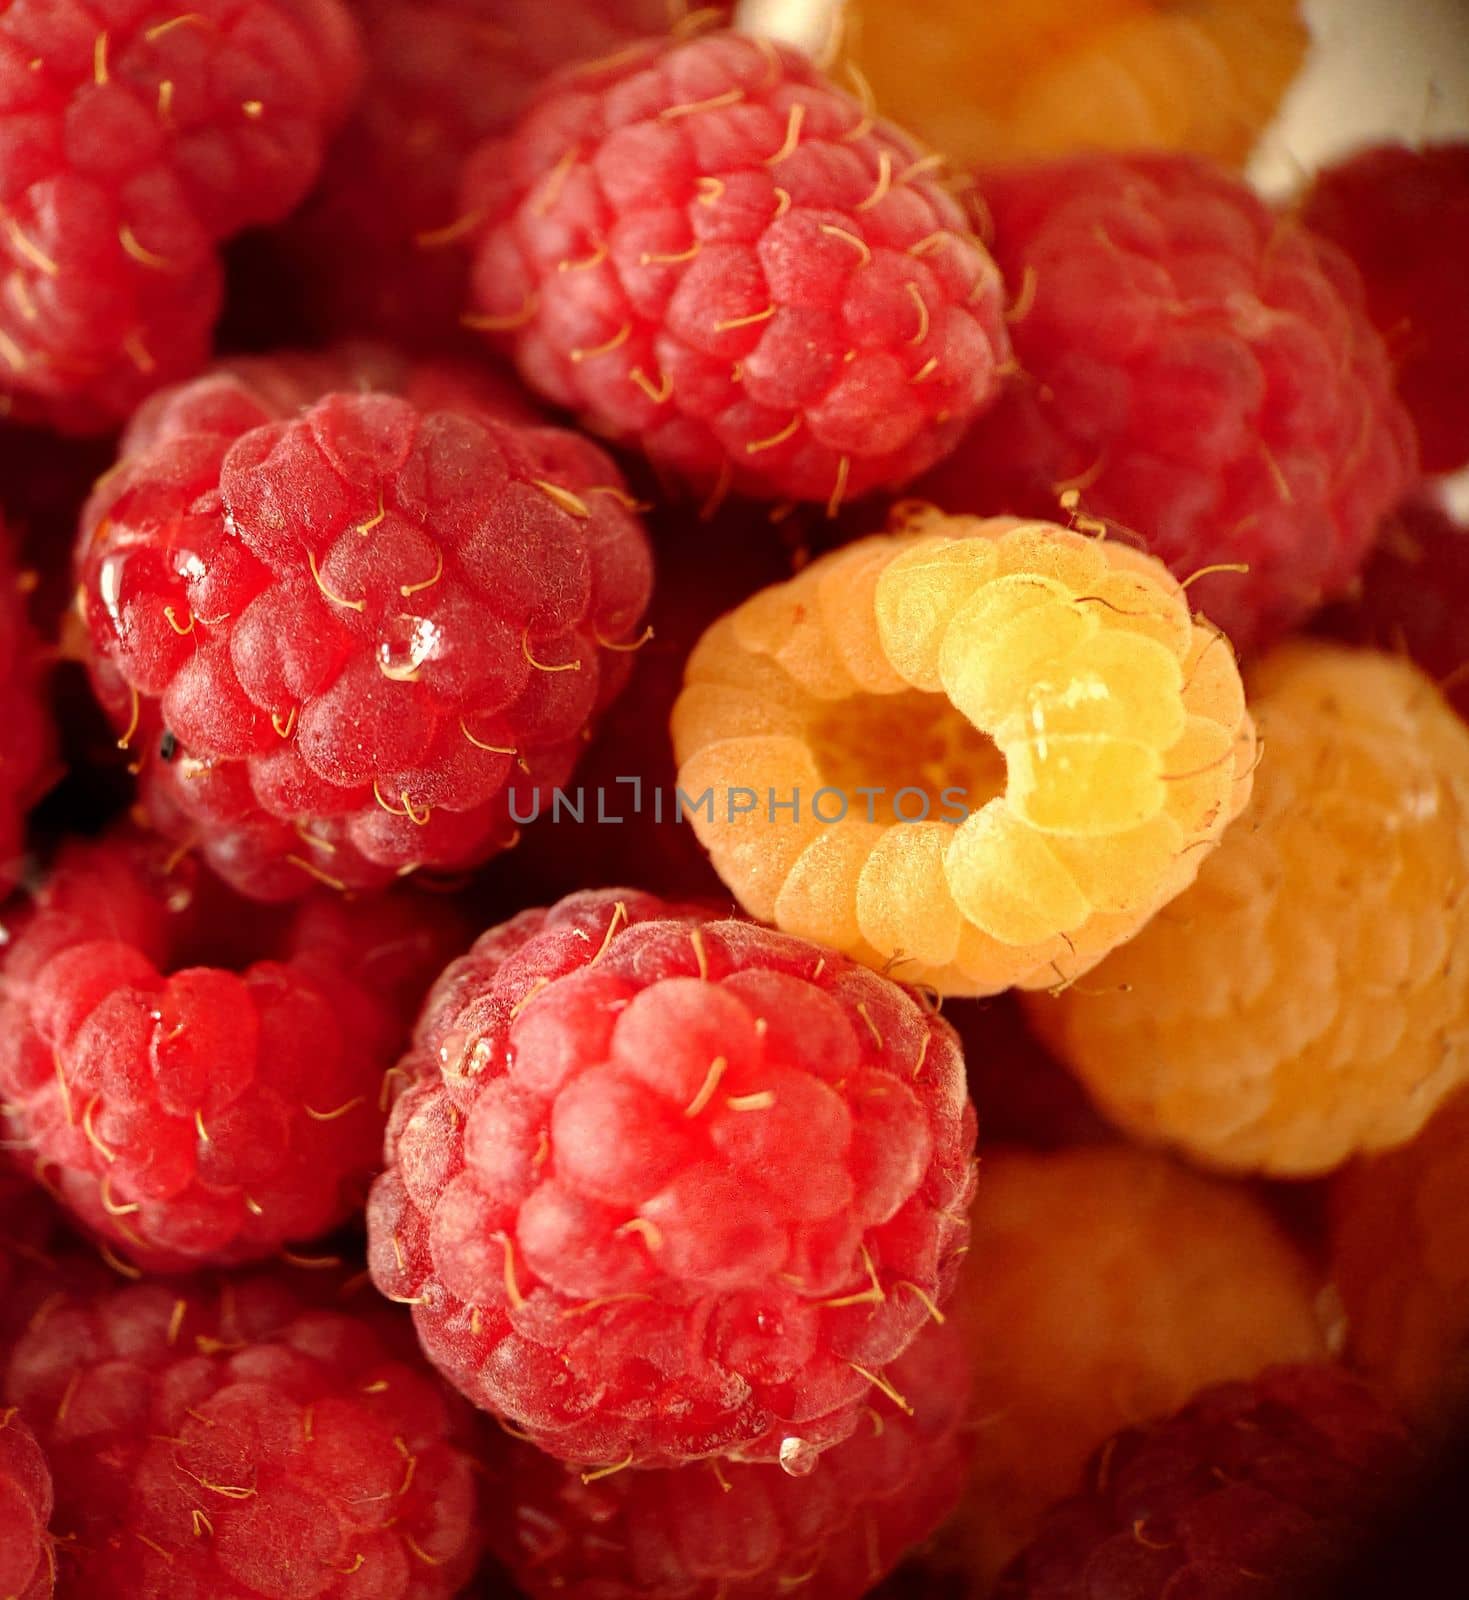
<box><xmin>922</xmin><ymin>153</ymin><xmax>1418</xmax><ymax>652</ymax></box>
<box><xmin>1302</xmin><ymin>142</ymin><xmax>1469</xmax><ymax>475</ymax></box>
<box><xmin>671</xmin><ymin>504</ymin><xmax>1256</xmax><ymax>997</ymax></box>
<box><xmin>1029</xmin><ymin>642</ymin><xmax>1469</xmax><ymax>1175</ymax></box>
<box><xmin>0</xmin><ymin>831</ymin><xmax>463</xmax><ymax>1272</ymax></box>
<box><xmin>946</xmin><ymin>1147</ymin><xmax>1327</xmax><ymax>1588</ymax></box>
<box><xmin>0</xmin><ymin>531</ymin><xmax>54</xmax><ymax>894</ymax></box>
<box><xmin>0</xmin><ymin>0</ymin><xmax>362</xmax><ymax>432</ymax></box>
<box><xmin>2</xmin><ymin>1275</ymin><xmax>483</xmax><ymax>1597</ymax></box>
<box><xmin>367</xmin><ymin>888</ymin><xmax>977</xmax><ymax>1468</ymax></box>
<box><xmin>1329</xmin><ymin>1088</ymin><xmax>1469</xmax><ymax>1431</ymax></box>
<box><xmin>995</xmin><ymin>1364</ymin><xmax>1420</xmax><ymax>1600</ymax></box>
<box><xmin>461</xmin><ymin>29</ymin><xmax>1011</xmax><ymax>511</ymax></box>
<box><xmin>279</xmin><ymin>0</ymin><xmax>716</xmax><ymax>346</ymax></box>
<box><xmin>0</xmin><ymin>1408</ymin><xmax>52</xmax><ymax>1600</ymax></box>
<box><xmin>1319</xmin><ymin>494</ymin><xmax>1469</xmax><ymax>725</ymax></box>
<box><xmin>75</xmin><ymin>346</ymin><xmax>653</xmax><ymax>901</ymax></box>
<box><xmin>846</xmin><ymin>0</ymin><xmax>1308</xmax><ymax>170</ymax></box>
<box><xmin>486</xmin><ymin>1318</ymin><xmax>970</xmax><ymax>1599</ymax></box>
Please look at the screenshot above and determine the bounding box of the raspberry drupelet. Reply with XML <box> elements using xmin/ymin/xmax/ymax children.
<box><xmin>367</xmin><ymin>889</ymin><xmax>978</xmax><ymax>1469</ymax></box>
<box><xmin>486</xmin><ymin>1318</ymin><xmax>971</xmax><ymax>1599</ymax></box>
<box><xmin>0</xmin><ymin>0</ymin><xmax>362</xmax><ymax>432</ymax></box>
<box><xmin>75</xmin><ymin>347</ymin><xmax>653</xmax><ymax>901</ymax></box>
<box><xmin>281</xmin><ymin>0</ymin><xmax>718</xmax><ymax>346</ymax></box>
<box><xmin>945</xmin><ymin>1147</ymin><xmax>1327</xmax><ymax>1589</ymax></box>
<box><xmin>1303</xmin><ymin>141</ymin><xmax>1469</xmax><ymax>475</ymax></box>
<box><xmin>0</xmin><ymin>1407</ymin><xmax>51</xmax><ymax>1600</ymax></box>
<box><xmin>1330</xmin><ymin>1088</ymin><xmax>1469</xmax><ymax>1431</ymax></box>
<box><xmin>2</xmin><ymin>1276</ymin><xmax>483</xmax><ymax>1598</ymax></box>
<box><xmin>460</xmin><ymin>28</ymin><xmax>1011</xmax><ymax>512</ymax></box>
<box><xmin>671</xmin><ymin>505</ymin><xmax>1257</xmax><ymax>997</ymax></box>
<box><xmin>1030</xmin><ymin>642</ymin><xmax>1469</xmax><ymax>1175</ymax></box>
<box><xmin>995</xmin><ymin>1365</ymin><xmax>1420</xmax><ymax>1600</ymax></box>
<box><xmin>0</xmin><ymin>831</ymin><xmax>464</xmax><ymax>1272</ymax></box>
<box><xmin>922</xmin><ymin>152</ymin><xmax>1418</xmax><ymax>652</ymax></box>
<box><xmin>846</xmin><ymin>0</ymin><xmax>1308</xmax><ymax>171</ymax></box>
<box><xmin>0</xmin><ymin>532</ymin><xmax>55</xmax><ymax>894</ymax></box>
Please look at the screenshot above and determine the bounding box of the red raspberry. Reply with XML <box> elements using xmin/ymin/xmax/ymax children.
<box><xmin>0</xmin><ymin>0</ymin><xmax>362</xmax><ymax>432</ymax></box>
<box><xmin>1302</xmin><ymin>142</ymin><xmax>1469</xmax><ymax>475</ymax></box>
<box><xmin>486</xmin><ymin>1318</ymin><xmax>970</xmax><ymax>1599</ymax></box>
<box><xmin>368</xmin><ymin>889</ymin><xmax>977</xmax><ymax>1468</ymax></box>
<box><xmin>0</xmin><ymin>532</ymin><xmax>54</xmax><ymax>894</ymax></box>
<box><xmin>280</xmin><ymin>0</ymin><xmax>717</xmax><ymax>346</ymax></box>
<box><xmin>0</xmin><ymin>1408</ymin><xmax>51</xmax><ymax>1600</ymax></box>
<box><xmin>0</xmin><ymin>831</ymin><xmax>463</xmax><ymax>1272</ymax></box>
<box><xmin>462</xmin><ymin>29</ymin><xmax>1011</xmax><ymax>512</ymax></box>
<box><xmin>922</xmin><ymin>152</ymin><xmax>1418</xmax><ymax>652</ymax></box>
<box><xmin>995</xmin><ymin>1365</ymin><xmax>1420</xmax><ymax>1600</ymax></box>
<box><xmin>2</xmin><ymin>1275</ymin><xmax>483</xmax><ymax>1598</ymax></box>
<box><xmin>75</xmin><ymin>347</ymin><xmax>653</xmax><ymax>901</ymax></box>
<box><xmin>1319</xmin><ymin>494</ymin><xmax>1469</xmax><ymax>725</ymax></box>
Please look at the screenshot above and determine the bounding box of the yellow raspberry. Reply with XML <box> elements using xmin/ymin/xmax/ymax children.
<box><xmin>844</xmin><ymin>0</ymin><xmax>1308</xmax><ymax>169</ymax></box>
<box><xmin>1330</xmin><ymin>1089</ymin><xmax>1469</xmax><ymax>1431</ymax></box>
<box><xmin>1031</xmin><ymin>642</ymin><xmax>1469</xmax><ymax>1176</ymax></box>
<box><xmin>671</xmin><ymin>505</ymin><xmax>1255</xmax><ymax>997</ymax></box>
<box><xmin>945</xmin><ymin>1146</ymin><xmax>1327</xmax><ymax>1590</ymax></box>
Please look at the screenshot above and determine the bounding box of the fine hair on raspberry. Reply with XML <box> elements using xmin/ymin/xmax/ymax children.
<box><xmin>368</xmin><ymin>889</ymin><xmax>978</xmax><ymax>1469</ymax></box>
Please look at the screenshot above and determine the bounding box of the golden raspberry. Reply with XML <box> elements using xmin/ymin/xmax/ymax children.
<box><xmin>1330</xmin><ymin>1089</ymin><xmax>1469</xmax><ymax>1431</ymax></box>
<box><xmin>845</xmin><ymin>0</ymin><xmax>1308</xmax><ymax>169</ymax></box>
<box><xmin>671</xmin><ymin>506</ymin><xmax>1255</xmax><ymax>997</ymax></box>
<box><xmin>946</xmin><ymin>1146</ymin><xmax>1327</xmax><ymax>1591</ymax></box>
<box><xmin>1032</xmin><ymin>642</ymin><xmax>1469</xmax><ymax>1175</ymax></box>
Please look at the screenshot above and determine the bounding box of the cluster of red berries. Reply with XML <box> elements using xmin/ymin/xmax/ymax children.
<box><xmin>0</xmin><ymin>1</ymin><xmax>1462</xmax><ymax>1598</ymax></box>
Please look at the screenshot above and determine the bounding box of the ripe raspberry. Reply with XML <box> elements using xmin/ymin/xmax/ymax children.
<box><xmin>0</xmin><ymin>831</ymin><xmax>463</xmax><ymax>1272</ymax></box>
<box><xmin>461</xmin><ymin>29</ymin><xmax>1011</xmax><ymax>511</ymax></box>
<box><xmin>946</xmin><ymin>1147</ymin><xmax>1327</xmax><ymax>1588</ymax></box>
<box><xmin>1330</xmin><ymin>1089</ymin><xmax>1469</xmax><ymax>1431</ymax></box>
<box><xmin>1030</xmin><ymin>642</ymin><xmax>1469</xmax><ymax>1175</ymax></box>
<box><xmin>3</xmin><ymin>1275</ymin><xmax>483</xmax><ymax>1597</ymax></box>
<box><xmin>1302</xmin><ymin>142</ymin><xmax>1469</xmax><ymax>475</ymax></box>
<box><xmin>0</xmin><ymin>0</ymin><xmax>362</xmax><ymax>432</ymax></box>
<box><xmin>1319</xmin><ymin>495</ymin><xmax>1469</xmax><ymax>725</ymax></box>
<box><xmin>995</xmin><ymin>1364</ymin><xmax>1420</xmax><ymax>1600</ymax></box>
<box><xmin>279</xmin><ymin>0</ymin><xmax>719</xmax><ymax>346</ymax></box>
<box><xmin>922</xmin><ymin>152</ymin><xmax>1418</xmax><ymax>652</ymax></box>
<box><xmin>671</xmin><ymin>504</ymin><xmax>1257</xmax><ymax>997</ymax></box>
<box><xmin>0</xmin><ymin>532</ymin><xmax>54</xmax><ymax>894</ymax></box>
<box><xmin>0</xmin><ymin>1408</ymin><xmax>52</xmax><ymax>1600</ymax></box>
<box><xmin>488</xmin><ymin>1319</ymin><xmax>970</xmax><ymax>1600</ymax></box>
<box><xmin>75</xmin><ymin>346</ymin><xmax>653</xmax><ymax>901</ymax></box>
<box><xmin>367</xmin><ymin>888</ymin><xmax>977</xmax><ymax>1469</ymax></box>
<box><xmin>846</xmin><ymin>0</ymin><xmax>1308</xmax><ymax>170</ymax></box>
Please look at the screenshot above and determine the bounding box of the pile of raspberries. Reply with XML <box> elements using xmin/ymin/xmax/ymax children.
<box><xmin>0</xmin><ymin>2</ymin><xmax>1462</xmax><ymax>1598</ymax></box>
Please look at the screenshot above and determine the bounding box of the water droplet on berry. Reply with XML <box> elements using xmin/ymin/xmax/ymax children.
<box><xmin>379</xmin><ymin>613</ymin><xmax>441</xmax><ymax>682</ymax></box>
<box><xmin>778</xmin><ymin>1436</ymin><xmax>817</xmax><ymax>1477</ymax></box>
<box><xmin>97</xmin><ymin>553</ymin><xmax>127</xmax><ymax>629</ymax></box>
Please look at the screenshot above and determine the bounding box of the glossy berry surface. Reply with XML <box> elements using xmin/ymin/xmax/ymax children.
<box><xmin>923</xmin><ymin>152</ymin><xmax>1418</xmax><ymax>651</ymax></box>
<box><xmin>462</xmin><ymin>29</ymin><xmax>1011</xmax><ymax>510</ymax></box>
<box><xmin>75</xmin><ymin>347</ymin><xmax>653</xmax><ymax>900</ymax></box>
<box><xmin>3</xmin><ymin>1276</ymin><xmax>483</xmax><ymax>1599</ymax></box>
<box><xmin>1032</xmin><ymin>642</ymin><xmax>1469</xmax><ymax>1174</ymax></box>
<box><xmin>0</xmin><ymin>832</ymin><xmax>460</xmax><ymax>1271</ymax></box>
<box><xmin>0</xmin><ymin>0</ymin><xmax>361</xmax><ymax>430</ymax></box>
<box><xmin>369</xmin><ymin>889</ymin><xmax>977</xmax><ymax>1468</ymax></box>
<box><xmin>487</xmin><ymin>1319</ymin><xmax>970</xmax><ymax>1599</ymax></box>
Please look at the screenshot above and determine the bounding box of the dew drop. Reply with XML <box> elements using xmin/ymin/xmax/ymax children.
<box><xmin>778</xmin><ymin>1435</ymin><xmax>817</xmax><ymax>1477</ymax></box>
<box><xmin>378</xmin><ymin>613</ymin><xmax>441</xmax><ymax>682</ymax></box>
